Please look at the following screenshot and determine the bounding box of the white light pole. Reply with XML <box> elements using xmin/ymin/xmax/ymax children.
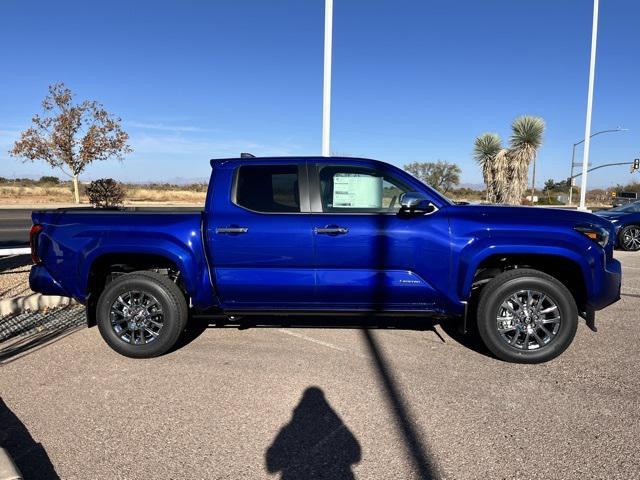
<box><xmin>322</xmin><ymin>0</ymin><xmax>333</xmax><ymax>157</ymax></box>
<box><xmin>578</xmin><ymin>0</ymin><xmax>600</xmax><ymax>212</ymax></box>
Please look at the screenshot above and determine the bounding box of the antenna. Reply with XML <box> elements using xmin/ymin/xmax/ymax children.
<box><xmin>240</xmin><ymin>152</ymin><xmax>255</xmax><ymax>158</ymax></box>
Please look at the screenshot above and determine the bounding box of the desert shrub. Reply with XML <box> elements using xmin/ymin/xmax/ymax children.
<box><xmin>86</xmin><ymin>178</ymin><xmax>125</xmax><ymax>208</ymax></box>
<box><xmin>39</xmin><ymin>175</ymin><xmax>60</xmax><ymax>184</ymax></box>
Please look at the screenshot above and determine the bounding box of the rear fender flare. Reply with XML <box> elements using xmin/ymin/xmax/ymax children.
<box><xmin>78</xmin><ymin>236</ymin><xmax>201</xmax><ymax>303</ymax></box>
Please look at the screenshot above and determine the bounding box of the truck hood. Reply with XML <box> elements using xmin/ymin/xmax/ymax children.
<box><xmin>593</xmin><ymin>210</ymin><xmax>624</xmax><ymax>220</ymax></box>
<box><xmin>447</xmin><ymin>204</ymin><xmax>613</xmax><ymax>229</ymax></box>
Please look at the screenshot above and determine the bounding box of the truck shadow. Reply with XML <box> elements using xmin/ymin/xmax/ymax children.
<box><xmin>0</xmin><ymin>397</ymin><xmax>60</xmax><ymax>479</ymax></box>
<box><xmin>189</xmin><ymin>313</ymin><xmax>492</xmax><ymax>359</ymax></box>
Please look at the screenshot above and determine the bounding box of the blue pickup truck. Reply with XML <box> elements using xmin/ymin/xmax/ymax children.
<box><xmin>29</xmin><ymin>156</ymin><xmax>621</xmax><ymax>363</ymax></box>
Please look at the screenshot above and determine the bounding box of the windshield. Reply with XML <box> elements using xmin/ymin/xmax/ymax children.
<box><xmin>610</xmin><ymin>201</ymin><xmax>640</xmax><ymax>213</ymax></box>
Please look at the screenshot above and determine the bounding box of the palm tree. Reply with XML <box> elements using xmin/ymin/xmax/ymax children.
<box><xmin>473</xmin><ymin>133</ymin><xmax>502</xmax><ymax>202</ymax></box>
<box><xmin>505</xmin><ymin>116</ymin><xmax>545</xmax><ymax>205</ymax></box>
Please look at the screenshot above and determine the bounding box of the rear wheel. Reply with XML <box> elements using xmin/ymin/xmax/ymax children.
<box><xmin>618</xmin><ymin>225</ymin><xmax>640</xmax><ymax>251</ymax></box>
<box><xmin>476</xmin><ymin>269</ymin><xmax>578</xmax><ymax>363</ymax></box>
<box><xmin>96</xmin><ymin>271</ymin><xmax>188</xmax><ymax>358</ymax></box>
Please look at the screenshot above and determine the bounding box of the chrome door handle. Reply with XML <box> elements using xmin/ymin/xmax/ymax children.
<box><xmin>315</xmin><ymin>226</ymin><xmax>348</xmax><ymax>235</ymax></box>
<box><xmin>215</xmin><ymin>227</ymin><xmax>248</xmax><ymax>234</ymax></box>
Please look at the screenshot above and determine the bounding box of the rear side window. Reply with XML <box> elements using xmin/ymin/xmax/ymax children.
<box><xmin>235</xmin><ymin>165</ymin><xmax>301</xmax><ymax>213</ymax></box>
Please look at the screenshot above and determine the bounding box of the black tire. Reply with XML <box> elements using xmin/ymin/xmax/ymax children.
<box><xmin>476</xmin><ymin>268</ymin><xmax>578</xmax><ymax>364</ymax></box>
<box><xmin>618</xmin><ymin>225</ymin><xmax>640</xmax><ymax>251</ymax></box>
<box><xmin>96</xmin><ymin>271</ymin><xmax>188</xmax><ymax>358</ymax></box>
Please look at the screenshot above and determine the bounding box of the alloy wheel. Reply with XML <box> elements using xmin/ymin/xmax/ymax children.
<box><xmin>622</xmin><ymin>227</ymin><xmax>640</xmax><ymax>251</ymax></box>
<box><xmin>109</xmin><ymin>290</ymin><xmax>164</xmax><ymax>345</ymax></box>
<box><xmin>495</xmin><ymin>289</ymin><xmax>561</xmax><ymax>350</ymax></box>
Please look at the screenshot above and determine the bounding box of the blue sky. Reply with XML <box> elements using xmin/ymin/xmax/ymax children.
<box><xmin>1</xmin><ymin>0</ymin><xmax>639</xmax><ymax>187</ymax></box>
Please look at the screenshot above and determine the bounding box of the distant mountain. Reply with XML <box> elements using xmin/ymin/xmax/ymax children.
<box><xmin>163</xmin><ymin>176</ymin><xmax>209</xmax><ymax>185</ymax></box>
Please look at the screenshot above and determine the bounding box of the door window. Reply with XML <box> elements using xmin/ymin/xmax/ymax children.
<box><xmin>235</xmin><ymin>165</ymin><xmax>301</xmax><ymax>213</ymax></box>
<box><xmin>318</xmin><ymin>165</ymin><xmax>412</xmax><ymax>213</ymax></box>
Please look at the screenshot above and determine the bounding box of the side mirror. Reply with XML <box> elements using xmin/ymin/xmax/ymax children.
<box><xmin>399</xmin><ymin>192</ymin><xmax>435</xmax><ymax>214</ymax></box>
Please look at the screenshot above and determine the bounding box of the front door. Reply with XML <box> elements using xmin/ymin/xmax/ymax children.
<box><xmin>310</xmin><ymin>161</ymin><xmax>450</xmax><ymax>311</ymax></box>
<box><xmin>205</xmin><ymin>161</ymin><xmax>316</xmax><ymax>309</ymax></box>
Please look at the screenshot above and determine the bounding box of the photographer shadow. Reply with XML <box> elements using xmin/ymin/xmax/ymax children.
<box><xmin>266</xmin><ymin>387</ymin><xmax>361</xmax><ymax>480</ymax></box>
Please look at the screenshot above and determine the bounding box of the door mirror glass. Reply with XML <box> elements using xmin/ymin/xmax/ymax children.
<box><xmin>399</xmin><ymin>192</ymin><xmax>435</xmax><ymax>214</ymax></box>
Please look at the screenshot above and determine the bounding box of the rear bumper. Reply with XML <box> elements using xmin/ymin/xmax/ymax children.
<box><xmin>587</xmin><ymin>257</ymin><xmax>622</xmax><ymax>311</ymax></box>
<box><xmin>29</xmin><ymin>265</ymin><xmax>70</xmax><ymax>298</ymax></box>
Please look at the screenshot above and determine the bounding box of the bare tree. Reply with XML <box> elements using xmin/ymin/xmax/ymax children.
<box><xmin>10</xmin><ymin>83</ymin><xmax>132</xmax><ymax>203</ymax></box>
<box><xmin>404</xmin><ymin>160</ymin><xmax>461</xmax><ymax>194</ymax></box>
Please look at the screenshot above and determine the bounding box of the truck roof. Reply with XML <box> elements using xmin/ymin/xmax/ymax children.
<box><xmin>209</xmin><ymin>156</ymin><xmax>382</xmax><ymax>167</ymax></box>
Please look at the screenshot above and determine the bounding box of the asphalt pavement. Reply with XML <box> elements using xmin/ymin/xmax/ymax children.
<box><xmin>0</xmin><ymin>210</ymin><xmax>31</xmax><ymax>247</ymax></box>
<box><xmin>0</xmin><ymin>252</ymin><xmax>639</xmax><ymax>479</ymax></box>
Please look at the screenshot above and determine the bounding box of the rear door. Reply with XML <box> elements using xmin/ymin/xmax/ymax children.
<box><xmin>205</xmin><ymin>160</ymin><xmax>316</xmax><ymax>309</ymax></box>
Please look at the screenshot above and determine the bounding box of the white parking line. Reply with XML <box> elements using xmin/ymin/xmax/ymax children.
<box><xmin>277</xmin><ymin>328</ymin><xmax>347</xmax><ymax>352</ymax></box>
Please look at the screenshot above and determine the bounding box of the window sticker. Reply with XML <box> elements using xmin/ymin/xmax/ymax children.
<box><xmin>332</xmin><ymin>174</ymin><xmax>383</xmax><ymax>208</ymax></box>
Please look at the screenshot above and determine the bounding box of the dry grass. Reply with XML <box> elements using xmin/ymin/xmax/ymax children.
<box><xmin>0</xmin><ymin>186</ymin><xmax>73</xmax><ymax>204</ymax></box>
<box><xmin>124</xmin><ymin>187</ymin><xmax>206</xmax><ymax>203</ymax></box>
<box><xmin>0</xmin><ymin>184</ymin><xmax>206</xmax><ymax>205</ymax></box>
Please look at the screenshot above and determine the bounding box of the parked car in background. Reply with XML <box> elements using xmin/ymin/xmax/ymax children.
<box><xmin>611</xmin><ymin>191</ymin><xmax>639</xmax><ymax>208</ymax></box>
<box><xmin>28</xmin><ymin>156</ymin><xmax>621</xmax><ymax>363</ymax></box>
<box><xmin>595</xmin><ymin>200</ymin><xmax>640</xmax><ymax>251</ymax></box>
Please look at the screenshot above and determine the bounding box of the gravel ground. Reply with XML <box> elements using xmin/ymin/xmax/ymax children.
<box><xmin>0</xmin><ymin>255</ymin><xmax>31</xmax><ymax>300</ymax></box>
<box><xmin>0</xmin><ymin>252</ymin><xmax>639</xmax><ymax>479</ymax></box>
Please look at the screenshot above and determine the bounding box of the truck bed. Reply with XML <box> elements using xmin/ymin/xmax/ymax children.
<box><xmin>30</xmin><ymin>208</ymin><xmax>215</xmax><ymax>309</ymax></box>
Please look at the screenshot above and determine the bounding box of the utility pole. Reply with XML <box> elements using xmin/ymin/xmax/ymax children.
<box><xmin>578</xmin><ymin>0</ymin><xmax>599</xmax><ymax>211</ymax></box>
<box><xmin>322</xmin><ymin>0</ymin><xmax>333</xmax><ymax>157</ymax></box>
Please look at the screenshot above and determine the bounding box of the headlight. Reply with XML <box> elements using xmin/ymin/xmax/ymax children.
<box><xmin>574</xmin><ymin>225</ymin><xmax>610</xmax><ymax>247</ymax></box>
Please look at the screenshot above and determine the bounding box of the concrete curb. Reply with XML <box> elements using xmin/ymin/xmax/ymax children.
<box><xmin>0</xmin><ymin>448</ymin><xmax>22</xmax><ymax>480</ymax></box>
<box><xmin>0</xmin><ymin>294</ymin><xmax>77</xmax><ymax>317</ymax></box>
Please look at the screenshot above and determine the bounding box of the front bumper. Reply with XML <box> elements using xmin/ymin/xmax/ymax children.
<box><xmin>587</xmin><ymin>257</ymin><xmax>622</xmax><ymax>311</ymax></box>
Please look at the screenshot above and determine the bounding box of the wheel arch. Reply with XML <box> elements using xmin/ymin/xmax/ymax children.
<box><xmin>84</xmin><ymin>251</ymin><xmax>190</xmax><ymax>326</ymax></box>
<box><xmin>464</xmin><ymin>252</ymin><xmax>588</xmax><ymax>312</ymax></box>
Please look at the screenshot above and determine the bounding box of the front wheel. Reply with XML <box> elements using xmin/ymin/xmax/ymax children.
<box><xmin>476</xmin><ymin>269</ymin><xmax>578</xmax><ymax>363</ymax></box>
<box><xmin>618</xmin><ymin>225</ymin><xmax>640</xmax><ymax>251</ymax></box>
<box><xmin>96</xmin><ymin>271</ymin><xmax>188</xmax><ymax>358</ymax></box>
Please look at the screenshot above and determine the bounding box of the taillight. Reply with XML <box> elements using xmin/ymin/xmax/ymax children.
<box><xmin>29</xmin><ymin>224</ymin><xmax>44</xmax><ymax>264</ymax></box>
